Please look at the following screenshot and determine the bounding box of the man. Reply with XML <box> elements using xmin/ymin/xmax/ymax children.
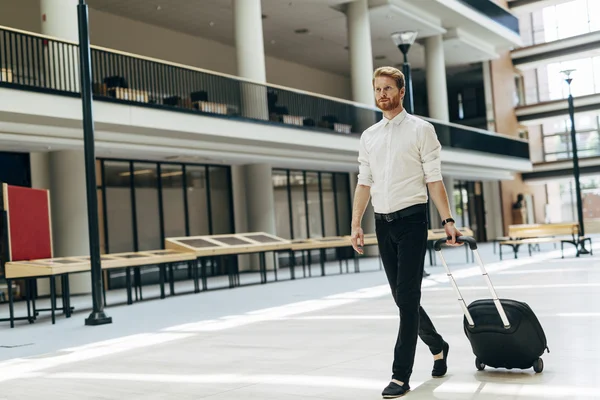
<box><xmin>350</xmin><ymin>66</ymin><xmax>462</xmax><ymax>398</ymax></box>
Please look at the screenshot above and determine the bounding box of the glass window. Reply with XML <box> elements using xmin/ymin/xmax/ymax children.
<box><xmin>594</xmin><ymin>57</ymin><xmax>600</xmax><ymax>94</ymax></box>
<box><xmin>273</xmin><ymin>170</ymin><xmax>292</xmax><ymax>239</ymax></box>
<box><xmin>306</xmin><ymin>172</ymin><xmax>322</xmax><ymax>238</ymax></box>
<box><xmin>186</xmin><ymin>165</ymin><xmax>209</xmax><ymax>236</ymax></box>
<box><xmin>104</xmin><ymin>161</ymin><xmax>134</xmax><ymax>253</ymax></box>
<box><xmin>161</xmin><ymin>164</ymin><xmax>186</xmax><ymax>238</ymax></box>
<box><xmin>538</xmin><ymin>0</ymin><xmax>600</xmax><ymax>44</ymax></box>
<box><xmin>320</xmin><ymin>173</ymin><xmax>337</xmax><ymax>237</ymax></box>
<box><xmin>555</xmin><ymin>0</ymin><xmax>589</xmax><ymax>39</ymax></box>
<box><xmin>290</xmin><ymin>171</ymin><xmax>307</xmax><ymax>239</ymax></box>
<box><xmin>133</xmin><ymin>162</ymin><xmax>161</xmax><ymax>251</ymax></box>
<box><xmin>590</xmin><ymin>0</ymin><xmax>600</xmax><ymax>31</ymax></box>
<box><xmin>209</xmin><ymin>166</ymin><xmax>233</xmax><ymax>234</ymax></box>
<box><xmin>334</xmin><ymin>173</ymin><xmax>351</xmax><ymax>236</ymax></box>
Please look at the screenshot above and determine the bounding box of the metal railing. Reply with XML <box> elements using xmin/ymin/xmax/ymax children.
<box><xmin>0</xmin><ymin>25</ymin><xmax>529</xmax><ymax>159</ymax></box>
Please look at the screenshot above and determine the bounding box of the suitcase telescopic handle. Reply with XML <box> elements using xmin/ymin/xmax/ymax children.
<box><xmin>433</xmin><ymin>236</ymin><xmax>477</xmax><ymax>251</ymax></box>
<box><xmin>433</xmin><ymin>236</ymin><xmax>511</xmax><ymax>329</ymax></box>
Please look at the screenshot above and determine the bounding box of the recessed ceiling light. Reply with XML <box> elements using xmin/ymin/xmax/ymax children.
<box><xmin>270</xmin><ymin>39</ymin><xmax>276</xmax><ymax>44</ymax></box>
<box><xmin>209</xmin><ymin>21</ymin><xmax>215</xmax><ymax>27</ymax></box>
<box><xmin>156</xmin><ymin>5</ymin><xmax>161</xmax><ymax>10</ymax></box>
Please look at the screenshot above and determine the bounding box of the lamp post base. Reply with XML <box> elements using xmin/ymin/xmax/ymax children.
<box><xmin>85</xmin><ymin>311</ymin><xmax>113</xmax><ymax>326</ymax></box>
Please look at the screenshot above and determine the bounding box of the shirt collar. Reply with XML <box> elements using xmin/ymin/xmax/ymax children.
<box><xmin>383</xmin><ymin>109</ymin><xmax>408</xmax><ymax>126</ymax></box>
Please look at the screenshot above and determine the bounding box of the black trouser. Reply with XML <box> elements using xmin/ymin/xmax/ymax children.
<box><xmin>375</xmin><ymin>204</ymin><xmax>445</xmax><ymax>384</ymax></box>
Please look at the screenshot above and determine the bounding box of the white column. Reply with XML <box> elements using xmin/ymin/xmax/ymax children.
<box><xmin>346</xmin><ymin>0</ymin><xmax>374</xmax><ymax>106</ymax></box>
<box><xmin>234</xmin><ymin>0</ymin><xmax>266</xmax><ymax>82</ymax></box>
<box><xmin>40</xmin><ymin>0</ymin><xmax>79</xmax><ymax>42</ymax></box>
<box><xmin>482</xmin><ymin>61</ymin><xmax>496</xmax><ymax>131</ymax></box>
<box><xmin>424</xmin><ymin>35</ymin><xmax>449</xmax><ymax>121</ymax></box>
<box><xmin>346</xmin><ymin>0</ymin><xmax>377</xmax><ymax>253</ymax></box>
<box><xmin>49</xmin><ymin>150</ymin><xmax>92</xmax><ymax>294</ymax></box>
<box><xmin>483</xmin><ymin>180</ymin><xmax>504</xmax><ymax>240</ymax></box>
<box><xmin>230</xmin><ymin>165</ymin><xmax>251</xmax><ymax>272</ymax></box>
<box><xmin>40</xmin><ymin>0</ymin><xmax>80</xmax><ymax>92</ymax></box>
<box><xmin>244</xmin><ymin>164</ymin><xmax>277</xmax><ymax>270</ymax></box>
<box><xmin>30</xmin><ymin>152</ymin><xmax>52</xmax><ymax>296</ymax></box>
<box><xmin>233</xmin><ymin>0</ymin><xmax>268</xmax><ymax>121</ymax></box>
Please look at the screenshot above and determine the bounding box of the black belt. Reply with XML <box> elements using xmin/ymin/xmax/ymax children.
<box><xmin>374</xmin><ymin>203</ymin><xmax>427</xmax><ymax>222</ymax></box>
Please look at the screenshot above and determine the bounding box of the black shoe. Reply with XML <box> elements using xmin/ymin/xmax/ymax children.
<box><xmin>382</xmin><ymin>381</ymin><xmax>410</xmax><ymax>398</ymax></box>
<box><xmin>432</xmin><ymin>341</ymin><xmax>449</xmax><ymax>377</ymax></box>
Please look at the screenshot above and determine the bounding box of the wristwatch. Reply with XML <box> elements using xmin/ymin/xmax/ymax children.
<box><xmin>441</xmin><ymin>218</ymin><xmax>455</xmax><ymax>226</ymax></box>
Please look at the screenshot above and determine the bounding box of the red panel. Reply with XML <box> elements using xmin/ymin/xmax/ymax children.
<box><xmin>6</xmin><ymin>185</ymin><xmax>52</xmax><ymax>261</ymax></box>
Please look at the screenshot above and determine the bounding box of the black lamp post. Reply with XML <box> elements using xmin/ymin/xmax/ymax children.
<box><xmin>391</xmin><ymin>31</ymin><xmax>418</xmax><ymax>114</ymax></box>
<box><xmin>561</xmin><ymin>68</ymin><xmax>589</xmax><ymax>255</ymax></box>
<box><xmin>78</xmin><ymin>0</ymin><xmax>113</xmax><ymax>325</ymax></box>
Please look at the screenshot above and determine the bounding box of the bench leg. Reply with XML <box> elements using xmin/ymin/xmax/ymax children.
<box><xmin>7</xmin><ymin>279</ymin><xmax>14</xmax><ymax>328</ymax></box>
<box><xmin>273</xmin><ymin>252</ymin><xmax>279</xmax><ymax>281</ymax></box>
<box><xmin>200</xmin><ymin>258</ymin><xmax>208</xmax><ymax>291</ymax></box>
<box><xmin>320</xmin><ymin>249</ymin><xmax>326</xmax><ymax>276</ymax></box>
<box><xmin>159</xmin><ymin>264</ymin><xmax>165</xmax><ymax>299</ymax></box>
<box><xmin>136</xmin><ymin>267</ymin><xmax>143</xmax><ymax>301</ymax></box>
<box><xmin>499</xmin><ymin>244</ymin><xmax>503</xmax><ymax>260</ymax></box>
<box><xmin>258</xmin><ymin>253</ymin><xmax>266</xmax><ymax>285</ymax></box>
<box><xmin>290</xmin><ymin>250</ymin><xmax>296</xmax><ymax>280</ymax></box>
<box><xmin>169</xmin><ymin>263</ymin><xmax>175</xmax><ymax>295</ymax></box>
<box><xmin>191</xmin><ymin>260</ymin><xmax>200</xmax><ymax>293</ymax></box>
<box><xmin>561</xmin><ymin>242</ymin><xmax>565</xmax><ymax>258</ymax></box>
<box><xmin>126</xmin><ymin>267</ymin><xmax>132</xmax><ymax>305</ymax></box>
<box><xmin>302</xmin><ymin>250</ymin><xmax>307</xmax><ymax>278</ymax></box>
<box><xmin>32</xmin><ymin>279</ymin><xmax>37</xmax><ymax>320</ymax></box>
<box><xmin>25</xmin><ymin>279</ymin><xmax>32</xmax><ymax>323</ymax></box>
<box><xmin>50</xmin><ymin>276</ymin><xmax>56</xmax><ymax>325</ymax></box>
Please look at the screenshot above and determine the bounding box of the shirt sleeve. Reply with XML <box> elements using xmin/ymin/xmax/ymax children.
<box><xmin>420</xmin><ymin>123</ymin><xmax>443</xmax><ymax>183</ymax></box>
<box><xmin>357</xmin><ymin>134</ymin><xmax>373</xmax><ymax>187</ymax></box>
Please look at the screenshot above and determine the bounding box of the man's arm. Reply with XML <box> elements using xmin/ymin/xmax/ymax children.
<box><xmin>420</xmin><ymin>123</ymin><xmax>462</xmax><ymax>244</ymax></box>
<box><xmin>428</xmin><ymin>180</ymin><xmax>462</xmax><ymax>244</ymax></box>
<box><xmin>351</xmin><ymin>184</ymin><xmax>371</xmax><ymax>253</ymax></box>
<box><xmin>351</xmin><ymin>135</ymin><xmax>372</xmax><ymax>254</ymax></box>
<box><xmin>427</xmin><ymin>180</ymin><xmax>452</xmax><ymax>221</ymax></box>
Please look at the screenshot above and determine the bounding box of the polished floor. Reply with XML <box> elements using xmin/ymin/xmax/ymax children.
<box><xmin>1</xmin><ymin>240</ymin><xmax>599</xmax><ymax>399</ymax></box>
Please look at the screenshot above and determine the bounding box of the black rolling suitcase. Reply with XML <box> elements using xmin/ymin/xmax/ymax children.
<box><xmin>434</xmin><ymin>236</ymin><xmax>550</xmax><ymax>373</ymax></box>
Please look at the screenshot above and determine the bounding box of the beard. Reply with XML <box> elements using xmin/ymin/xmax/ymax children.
<box><xmin>376</xmin><ymin>93</ymin><xmax>401</xmax><ymax>111</ymax></box>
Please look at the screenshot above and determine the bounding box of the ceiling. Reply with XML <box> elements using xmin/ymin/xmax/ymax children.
<box><xmin>85</xmin><ymin>0</ymin><xmax>521</xmax><ymax>76</ymax></box>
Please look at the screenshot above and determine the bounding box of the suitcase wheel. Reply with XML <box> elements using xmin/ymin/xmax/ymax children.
<box><xmin>475</xmin><ymin>357</ymin><xmax>485</xmax><ymax>371</ymax></box>
<box><xmin>533</xmin><ymin>358</ymin><xmax>544</xmax><ymax>373</ymax></box>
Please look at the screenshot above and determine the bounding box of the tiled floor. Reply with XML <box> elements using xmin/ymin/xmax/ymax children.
<box><xmin>1</xmin><ymin>240</ymin><xmax>598</xmax><ymax>399</ymax></box>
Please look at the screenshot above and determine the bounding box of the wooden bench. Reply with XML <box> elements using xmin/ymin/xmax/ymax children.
<box><xmin>4</xmin><ymin>249</ymin><xmax>196</xmax><ymax>326</ymax></box>
<box><xmin>498</xmin><ymin>222</ymin><xmax>593</xmax><ymax>260</ymax></box>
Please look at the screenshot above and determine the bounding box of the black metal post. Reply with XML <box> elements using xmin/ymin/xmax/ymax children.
<box><xmin>79</xmin><ymin>0</ymin><xmax>112</xmax><ymax>325</ymax></box>
<box><xmin>401</xmin><ymin>52</ymin><xmax>414</xmax><ymax>115</ymax></box>
<box><xmin>566</xmin><ymin>82</ymin><xmax>589</xmax><ymax>254</ymax></box>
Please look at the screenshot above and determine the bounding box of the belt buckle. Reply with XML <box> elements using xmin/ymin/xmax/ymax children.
<box><xmin>385</xmin><ymin>214</ymin><xmax>393</xmax><ymax>222</ymax></box>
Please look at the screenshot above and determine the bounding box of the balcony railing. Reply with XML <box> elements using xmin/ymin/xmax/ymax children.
<box><xmin>458</xmin><ymin>0</ymin><xmax>520</xmax><ymax>35</ymax></box>
<box><xmin>0</xmin><ymin>25</ymin><xmax>528</xmax><ymax>160</ymax></box>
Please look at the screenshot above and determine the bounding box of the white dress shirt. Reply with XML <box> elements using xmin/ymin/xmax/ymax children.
<box><xmin>357</xmin><ymin>109</ymin><xmax>443</xmax><ymax>214</ymax></box>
